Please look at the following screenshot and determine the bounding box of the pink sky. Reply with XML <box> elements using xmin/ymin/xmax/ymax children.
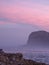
<box><xmin>0</xmin><ymin>0</ymin><xmax>49</xmax><ymax>30</ymax></box>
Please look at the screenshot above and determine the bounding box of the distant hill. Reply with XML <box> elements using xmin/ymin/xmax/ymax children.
<box><xmin>27</xmin><ymin>31</ymin><xmax>49</xmax><ymax>47</ymax></box>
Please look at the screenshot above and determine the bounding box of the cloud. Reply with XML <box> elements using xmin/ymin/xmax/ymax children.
<box><xmin>0</xmin><ymin>0</ymin><xmax>49</xmax><ymax>30</ymax></box>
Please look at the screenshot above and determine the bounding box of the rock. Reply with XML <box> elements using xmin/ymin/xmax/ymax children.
<box><xmin>20</xmin><ymin>59</ymin><xmax>46</xmax><ymax>65</ymax></box>
<box><xmin>0</xmin><ymin>49</ymin><xmax>47</xmax><ymax>65</ymax></box>
<box><xmin>27</xmin><ymin>31</ymin><xmax>49</xmax><ymax>47</ymax></box>
<box><xmin>0</xmin><ymin>49</ymin><xmax>4</xmax><ymax>54</ymax></box>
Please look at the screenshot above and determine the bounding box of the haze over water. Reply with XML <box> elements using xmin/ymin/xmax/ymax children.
<box><xmin>0</xmin><ymin>23</ymin><xmax>40</xmax><ymax>50</ymax></box>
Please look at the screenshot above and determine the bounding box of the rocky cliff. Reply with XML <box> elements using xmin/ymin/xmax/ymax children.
<box><xmin>27</xmin><ymin>31</ymin><xmax>49</xmax><ymax>47</ymax></box>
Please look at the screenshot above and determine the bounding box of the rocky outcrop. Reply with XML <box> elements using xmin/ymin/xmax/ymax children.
<box><xmin>0</xmin><ymin>49</ymin><xmax>47</xmax><ymax>65</ymax></box>
<box><xmin>27</xmin><ymin>31</ymin><xmax>49</xmax><ymax>46</ymax></box>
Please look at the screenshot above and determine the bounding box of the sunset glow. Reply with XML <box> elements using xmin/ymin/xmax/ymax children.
<box><xmin>0</xmin><ymin>0</ymin><xmax>49</xmax><ymax>30</ymax></box>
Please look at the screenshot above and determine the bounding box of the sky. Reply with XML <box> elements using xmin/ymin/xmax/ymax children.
<box><xmin>0</xmin><ymin>0</ymin><xmax>49</xmax><ymax>31</ymax></box>
<box><xmin>0</xmin><ymin>0</ymin><xmax>49</xmax><ymax>50</ymax></box>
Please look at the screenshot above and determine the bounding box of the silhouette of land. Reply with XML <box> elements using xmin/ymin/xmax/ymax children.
<box><xmin>28</xmin><ymin>31</ymin><xmax>49</xmax><ymax>47</ymax></box>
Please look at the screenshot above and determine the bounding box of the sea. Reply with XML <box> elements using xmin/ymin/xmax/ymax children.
<box><xmin>3</xmin><ymin>45</ymin><xmax>49</xmax><ymax>65</ymax></box>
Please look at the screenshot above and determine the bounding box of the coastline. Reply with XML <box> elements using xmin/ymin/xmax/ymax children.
<box><xmin>0</xmin><ymin>49</ymin><xmax>47</xmax><ymax>65</ymax></box>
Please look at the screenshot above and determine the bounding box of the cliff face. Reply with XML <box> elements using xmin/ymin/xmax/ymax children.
<box><xmin>27</xmin><ymin>31</ymin><xmax>49</xmax><ymax>46</ymax></box>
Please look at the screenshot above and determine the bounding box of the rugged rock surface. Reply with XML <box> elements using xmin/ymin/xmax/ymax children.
<box><xmin>27</xmin><ymin>31</ymin><xmax>49</xmax><ymax>47</ymax></box>
<box><xmin>0</xmin><ymin>49</ymin><xmax>47</xmax><ymax>65</ymax></box>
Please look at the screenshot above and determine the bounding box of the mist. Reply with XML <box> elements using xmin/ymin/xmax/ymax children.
<box><xmin>0</xmin><ymin>23</ymin><xmax>41</xmax><ymax>49</ymax></box>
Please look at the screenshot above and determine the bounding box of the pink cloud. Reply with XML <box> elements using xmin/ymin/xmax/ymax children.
<box><xmin>0</xmin><ymin>2</ymin><xmax>49</xmax><ymax>30</ymax></box>
<box><xmin>0</xmin><ymin>21</ymin><xmax>8</xmax><ymax>24</ymax></box>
